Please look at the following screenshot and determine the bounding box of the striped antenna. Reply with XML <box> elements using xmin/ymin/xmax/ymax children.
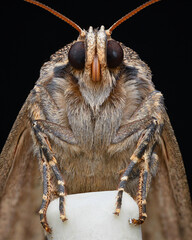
<box><xmin>24</xmin><ymin>0</ymin><xmax>83</xmax><ymax>34</ymax></box>
<box><xmin>107</xmin><ymin>0</ymin><xmax>161</xmax><ymax>34</ymax></box>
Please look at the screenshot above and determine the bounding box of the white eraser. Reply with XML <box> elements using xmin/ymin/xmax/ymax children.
<box><xmin>46</xmin><ymin>191</ymin><xmax>142</xmax><ymax>240</ymax></box>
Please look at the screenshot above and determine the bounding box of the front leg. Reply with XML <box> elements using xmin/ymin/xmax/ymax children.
<box><xmin>130</xmin><ymin>147</ymin><xmax>156</xmax><ymax>225</ymax></box>
<box><xmin>29</xmin><ymin>85</ymin><xmax>77</xmax><ymax>232</ymax></box>
<box><xmin>114</xmin><ymin>119</ymin><xmax>158</xmax><ymax>215</ymax></box>
<box><xmin>113</xmin><ymin>91</ymin><xmax>164</xmax><ymax>224</ymax></box>
<box><xmin>32</xmin><ymin>120</ymin><xmax>68</xmax><ymax>232</ymax></box>
<box><xmin>39</xmin><ymin>156</ymin><xmax>51</xmax><ymax>233</ymax></box>
<box><xmin>112</xmin><ymin>91</ymin><xmax>164</xmax><ymax>144</ymax></box>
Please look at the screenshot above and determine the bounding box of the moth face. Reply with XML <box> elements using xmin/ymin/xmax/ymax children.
<box><xmin>68</xmin><ymin>26</ymin><xmax>124</xmax><ymax>82</ymax></box>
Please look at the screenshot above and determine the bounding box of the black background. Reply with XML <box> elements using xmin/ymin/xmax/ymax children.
<box><xmin>1</xmin><ymin>0</ymin><xmax>192</xmax><ymax>194</ymax></box>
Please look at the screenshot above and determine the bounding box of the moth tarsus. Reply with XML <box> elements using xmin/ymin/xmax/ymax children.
<box><xmin>0</xmin><ymin>1</ymin><xmax>192</xmax><ymax>240</ymax></box>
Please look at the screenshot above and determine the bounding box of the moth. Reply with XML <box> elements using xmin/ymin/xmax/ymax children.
<box><xmin>0</xmin><ymin>0</ymin><xmax>192</xmax><ymax>239</ymax></box>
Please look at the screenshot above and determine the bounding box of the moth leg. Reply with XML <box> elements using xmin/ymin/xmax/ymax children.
<box><xmin>114</xmin><ymin>119</ymin><xmax>157</xmax><ymax>216</ymax></box>
<box><xmin>130</xmin><ymin>163</ymin><xmax>148</xmax><ymax>225</ymax></box>
<box><xmin>49</xmin><ymin>157</ymin><xmax>67</xmax><ymax>222</ymax></box>
<box><xmin>131</xmin><ymin>145</ymin><xmax>157</xmax><ymax>225</ymax></box>
<box><xmin>39</xmin><ymin>155</ymin><xmax>52</xmax><ymax>233</ymax></box>
<box><xmin>114</xmin><ymin>160</ymin><xmax>137</xmax><ymax>215</ymax></box>
<box><xmin>32</xmin><ymin>121</ymin><xmax>67</xmax><ymax>226</ymax></box>
<box><xmin>112</xmin><ymin>91</ymin><xmax>164</xmax><ymax>144</ymax></box>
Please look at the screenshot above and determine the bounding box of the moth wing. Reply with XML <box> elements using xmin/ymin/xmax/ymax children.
<box><xmin>0</xmin><ymin>94</ymin><xmax>43</xmax><ymax>240</ymax></box>
<box><xmin>143</xmin><ymin>111</ymin><xmax>192</xmax><ymax>240</ymax></box>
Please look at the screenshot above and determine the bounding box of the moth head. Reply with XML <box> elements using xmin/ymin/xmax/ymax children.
<box><xmin>68</xmin><ymin>26</ymin><xmax>124</xmax><ymax>82</ymax></box>
<box><xmin>25</xmin><ymin>0</ymin><xmax>160</xmax><ymax>83</ymax></box>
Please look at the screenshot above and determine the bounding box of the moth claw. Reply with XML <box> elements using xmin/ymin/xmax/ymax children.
<box><xmin>129</xmin><ymin>218</ymin><xmax>144</xmax><ymax>225</ymax></box>
<box><xmin>40</xmin><ymin>221</ymin><xmax>52</xmax><ymax>234</ymax></box>
<box><xmin>60</xmin><ymin>214</ymin><xmax>68</xmax><ymax>222</ymax></box>
<box><xmin>113</xmin><ymin>208</ymin><xmax>120</xmax><ymax>216</ymax></box>
<box><xmin>113</xmin><ymin>212</ymin><xmax>120</xmax><ymax>216</ymax></box>
<box><xmin>45</xmin><ymin>226</ymin><xmax>52</xmax><ymax>234</ymax></box>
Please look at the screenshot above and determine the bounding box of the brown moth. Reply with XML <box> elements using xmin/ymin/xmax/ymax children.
<box><xmin>0</xmin><ymin>0</ymin><xmax>192</xmax><ymax>239</ymax></box>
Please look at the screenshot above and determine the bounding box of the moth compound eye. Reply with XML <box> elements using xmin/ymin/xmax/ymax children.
<box><xmin>68</xmin><ymin>41</ymin><xmax>85</xmax><ymax>70</ymax></box>
<box><xmin>107</xmin><ymin>40</ymin><xmax>124</xmax><ymax>68</ymax></box>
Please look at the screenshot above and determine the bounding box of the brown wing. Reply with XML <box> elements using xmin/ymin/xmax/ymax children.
<box><xmin>0</xmin><ymin>95</ymin><xmax>44</xmax><ymax>240</ymax></box>
<box><xmin>143</xmin><ymin>111</ymin><xmax>192</xmax><ymax>240</ymax></box>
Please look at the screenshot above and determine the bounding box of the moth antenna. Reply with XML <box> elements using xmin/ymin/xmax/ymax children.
<box><xmin>107</xmin><ymin>0</ymin><xmax>161</xmax><ymax>35</ymax></box>
<box><xmin>24</xmin><ymin>0</ymin><xmax>83</xmax><ymax>34</ymax></box>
